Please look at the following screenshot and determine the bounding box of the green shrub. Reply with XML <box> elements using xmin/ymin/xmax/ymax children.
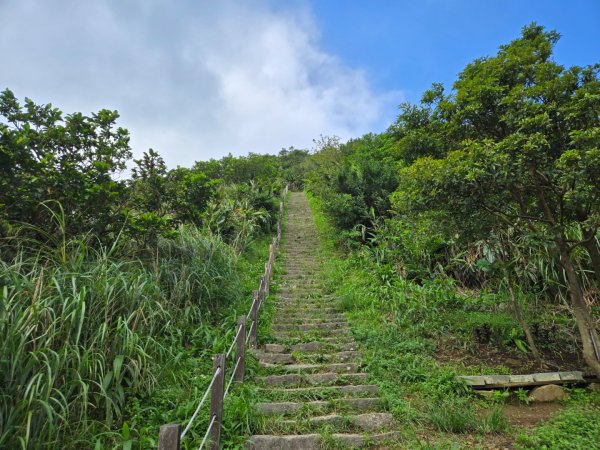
<box><xmin>428</xmin><ymin>398</ymin><xmax>507</xmax><ymax>434</ymax></box>
<box><xmin>427</xmin><ymin>397</ymin><xmax>477</xmax><ymax>433</ymax></box>
<box><xmin>0</xmin><ymin>227</ymin><xmax>239</xmax><ymax>448</ymax></box>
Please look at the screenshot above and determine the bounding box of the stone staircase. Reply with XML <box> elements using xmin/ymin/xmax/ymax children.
<box><xmin>246</xmin><ymin>192</ymin><xmax>399</xmax><ymax>449</ymax></box>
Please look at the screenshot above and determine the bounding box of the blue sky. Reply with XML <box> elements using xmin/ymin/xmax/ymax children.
<box><xmin>309</xmin><ymin>0</ymin><xmax>600</xmax><ymax>103</ymax></box>
<box><xmin>1</xmin><ymin>1</ymin><xmax>598</xmax><ymax>167</ymax></box>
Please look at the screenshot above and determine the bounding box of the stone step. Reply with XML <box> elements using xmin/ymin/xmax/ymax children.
<box><xmin>280</xmin><ymin>412</ymin><xmax>394</xmax><ymax>432</ymax></box>
<box><xmin>278</xmin><ymin>295</ymin><xmax>337</xmax><ymax>301</ymax></box>
<box><xmin>280</xmin><ymin>274</ymin><xmax>318</xmax><ymax>279</ymax></box>
<box><xmin>258</xmin><ymin>372</ymin><xmax>369</xmax><ymax>387</ymax></box>
<box><xmin>255</xmin><ymin>350</ymin><xmax>360</xmax><ymax>365</ymax></box>
<box><xmin>276</xmin><ymin>291</ymin><xmax>327</xmax><ymax>298</ymax></box>
<box><xmin>245</xmin><ymin>431</ymin><xmax>400</xmax><ymax>449</ymax></box>
<box><xmin>275</xmin><ymin>302</ymin><xmax>340</xmax><ymax>310</ymax></box>
<box><xmin>264</xmin><ymin>341</ymin><xmax>358</xmax><ymax>354</ymax></box>
<box><xmin>283</xmin><ymin>261</ymin><xmax>320</xmax><ymax>264</ymax></box>
<box><xmin>276</xmin><ymin>295</ymin><xmax>336</xmax><ymax>301</ymax></box>
<box><xmin>294</xmin><ymin>350</ymin><xmax>361</xmax><ymax>364</ymax></box>
<box><xmin>273</xmin><ymin>319</ymin><xmax>345</xmax><ymax>327</ymax></box>
<box><xmin>259</xmin><ymin>384</ymin><xmax>378</xmax><ymax>400</ymax></box>
<box><xmin>273</xmin><ymin>328</ymin><xmax>352</xmax><ymax>340</ymax></box>
<box><xmin>272</xmin><ymin>322</ymin><xmax>349</xmax><ymax>332</ymax></box>
<box><xmin>279</xmin><ymin>280</ymin><xmax>323</xmax><ymax>294</ymax></box>
<box><xmin>274</xmin><ymin>320</ymin><xmax>347</xmax><ymax>327</ymax></box>
<box><xmin>275</xmin><ymin>306</ymin><xmax>341</xmax><ymax>314</ymax></box>
<box><xmin>252</xmin><ymin>350</ymin><xmax>295</xmax><ymax>365</ymax></box>
<box><xmin>280</xmin><ymin>274</ymin><xmax>320</xmax><ymax>279</ymax></box>
<box><xmin>277</xmin><ymin>295</ymin><xmax>339</xmax><ymax>307</ymax></box>
<box><xmin>257</xmin><ymin>397</ymin><xmax>383</xmax><ymax>416</ymax></box>
<box><xmin>259</xmin><ymin>362</ymin><xmax>360</xmax><ymax>374</ymax></box>
<box><xmin>284</xmin><ymin>245</ymin><xmax>320</xmax><ymax>248</ymax></box>
<box><xmin>278</xmin><ymin>288</ymin><xmax>323</xmax><ymax>293</ymax></box>
<box><xmin>276</xmin><ymin>303</ymin><xmax>339</xmax><ymax>313</ymax></box>
<box><xmin>274</xmin><ymin>316</ymin><xmax>346</xmax><ymax>324</ymax></box>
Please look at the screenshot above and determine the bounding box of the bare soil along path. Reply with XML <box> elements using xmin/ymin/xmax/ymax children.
<box><xmin>246</xmin><ymin>192</ymin><xmax>400</xmax><ymax>449</ymax></box>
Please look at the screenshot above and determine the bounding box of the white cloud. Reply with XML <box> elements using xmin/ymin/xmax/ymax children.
<box><xmin>0</xmin><ymin>0</ymin><xmax>402</xmax><ymax>168</ymax></box>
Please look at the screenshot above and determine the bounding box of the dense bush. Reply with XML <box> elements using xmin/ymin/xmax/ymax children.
<box><xmin>0</xmin><ymin>226</ymin><xmax>240</xmax><ymax>448</ymax></box>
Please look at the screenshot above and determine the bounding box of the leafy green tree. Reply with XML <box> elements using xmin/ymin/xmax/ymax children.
<box><xmin>194</xmin><ymin>153</ymin><xmax>280</xmax><ymax>186</ymax></box>
<box><xmin>0</xmin><ymin>89</ymin><xmax>131</xmax><ymax>240</ymax></box>
<box><xmin>278</xmin><ymin>146</ymin><xmax>310</xmax><ymax>189</ymax></box>
<box><xmin>394</xmin><ymin>24</ymin><xmax>600</xmax><ymax>375</ymax></box>
<box><xmin>165</xmin><ymin>167</ymin><xmax>220</xmax><ymax>225</ymax></box>
<box><xmin>388</xmin><ymin>98</ymin><xmax>450</xmax><ymax>164</ymax></box>
<box><xmin>131</xmin><ymin>148</ymin><xmax>167</xmax><ymax>212</ymax></box>
<box><xmin>327</xmin><ymin>158</ymin><xmax>398</xmax><ymax>236</ymax></box>
<box><xmin>128</xmin><ymin>149</ymin><xmax>174</xmax><ymax>249</ymax></box>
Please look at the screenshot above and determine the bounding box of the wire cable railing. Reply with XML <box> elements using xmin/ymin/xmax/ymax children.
<box><xmin>180</xmin><ymin>367</ymin><xmax>222</xmax><ymax>439</ymax></box>
<box><xmin>158</xmin><ymin>185</ymin><xmax>288</xmax><ymax>450</ymax></box>
<box><xmin>223</xmin><ymin>356</ymin><xmax>242</xmax><ymax>400</ymax></box>
<box><xmin>225</xmin><ymin>324</ymin><xmax>243</xmax><ymax>359</ymax></box>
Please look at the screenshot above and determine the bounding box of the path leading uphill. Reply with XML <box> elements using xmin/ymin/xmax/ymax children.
<box><xmin>246</xmin><ymin>192</ymin><xmax>399</xmax><ymax>449</ymax></box>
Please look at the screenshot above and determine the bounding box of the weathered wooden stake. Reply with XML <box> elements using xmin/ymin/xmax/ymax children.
<box><xmin>258</xmin><ymin>276</ymin><xmax>265</xmax><ymax>303</ymax></box>
<box><xmin>250</xmin><ymin>291</ymin><xmax>259</xmax><ymax>348</ymax></box>
<box><xmin>235</xmin><ymin>316</ymin><xmax>246</xmax><ymax>382</ymax></box>
<box><xmin>158</xmin><ymin>423</ymin><xmax>181</xmax><ymax>450</ymax></box>
<box><xmin>208</xmin><ymin>354</ymin><xmax>225</xmax><ymax>450</ymax></box>
<box><xmin>263</xmin><ymin>270</ymin><xmax>270</xmax><ymax>297</ymax></box>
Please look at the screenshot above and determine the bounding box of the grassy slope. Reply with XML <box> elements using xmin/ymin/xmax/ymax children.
<box><xmin>306</xmin><ymin>192</ymin><xmax>600</xmax><ymax>449</ymax></box>
<box><xmin>121</xmin><ymin>233</ymin><xmax>278</xmax><ymax>450</ymax></box>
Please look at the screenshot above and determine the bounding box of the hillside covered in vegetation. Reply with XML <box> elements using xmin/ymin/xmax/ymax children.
<box><xmin>1</xmin><ymin>23</ymin><xmax>599</xmax><ymax>449</ymax></box>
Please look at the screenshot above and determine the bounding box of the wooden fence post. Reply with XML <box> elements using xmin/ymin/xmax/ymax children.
<box><xmin>235</xmin><ymin>316</ymin><xmax>246</xmax><ymax>382</ymax></box>
<box><xmin>262</xmin><ymin>271</ymin><xmax>269</xmax><ymax>298</ymax></box>
<box><xmin>250</xmin><ymin>291</ymin><xmax>259</xmax><ymax>349</ymax></box>
<box><xmin>277</xmin><ymin>221</ymin><xmax>281</xmax><ymax>246</ymax></box>
<box><xmin>208</xmin><ymin>354</ymin><xmax>225</xmax><ymax>450</ymax></box>
<box><xmin>158</xmin><ymin>424</ymin><xmax>181</xmax><ymax>450</ymax></box>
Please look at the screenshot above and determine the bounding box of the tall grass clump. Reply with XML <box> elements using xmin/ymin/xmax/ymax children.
<box><xmin>0</xmin><ymin>226</ymin><xmax>239</xmax><ymax>449</ymax></box>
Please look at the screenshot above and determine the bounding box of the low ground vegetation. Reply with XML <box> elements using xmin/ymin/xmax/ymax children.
<box><xmin>308</xmin><ymin>193</ymin><xmax>600</xmax><ymax>448</ymax></box>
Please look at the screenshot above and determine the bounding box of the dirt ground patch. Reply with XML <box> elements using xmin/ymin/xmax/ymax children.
<box><xmin>435</xmin><ymin>337</ymin><xmax>585</xmax><ymax>374</ymax></box>
<box><xmin>503</xmin><ymin>401</ymin><xmax>564</xmax><ymax>428</ymax></box>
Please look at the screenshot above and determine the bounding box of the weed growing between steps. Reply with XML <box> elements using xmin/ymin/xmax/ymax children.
<box><xmin>306</xmin><ymin>192</ymin><xmax>600</xmax><ymax>448</ymax></box>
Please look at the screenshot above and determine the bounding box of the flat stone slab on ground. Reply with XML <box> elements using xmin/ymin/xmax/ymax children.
<box><xmin>484</xmin><ymin>375</ymin><xmax>510</xmax><ymax>385</ymax></box>
<box><xmin>459</xmin><ymin>371</ymin><xmax>585</xmax><ymax>389</ymax></box>
<box><xmin>533</xmin><ymin>372</ymin><xmax>562</xmax><ymax>382</ymax></box>
<box><xmin>559</xmin><ymin>371</ymin><xmax>583</xmax><ymax>381</ymax></box>
<box><xmin>509</xmin><ymin>374</ymin><xmax>534</xmax><ymax>383</ymax></box>
<box><xmin>459</xmin><ymin>376</ymin><xmax>486</xmax><ymax>386</ymax></box>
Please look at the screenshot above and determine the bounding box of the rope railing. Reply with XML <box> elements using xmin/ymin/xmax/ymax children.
<box><xmin>223</xmin><ymin>355</ymin><xmax>242</xmax><ymax>400</ymax></box>
<box><xmin>225</xmin><ymin>324</ymin><xmax>243</xmax><ymax>359</ymax></box>
<box><xmin>180</xmin><ymin>367</ymin><xmax>222</xmax><ymax>439</ymax></box>
<box><xmin>198</xmin><ymin>415</ymin><xmax>217</xmax><ymax>450</ymax></box>
<box><xmin>245</xmin><ymin>320</ymin><xmax>255</xmax><ymax>345</ymax></box>
<box><xmin>158</xmin><ymin>185</ymin><xmax>288</xmax><ymax>450</ymax></box>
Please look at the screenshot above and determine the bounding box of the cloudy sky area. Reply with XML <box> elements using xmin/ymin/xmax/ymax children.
<box><xmin>1</xmin><ymin>0</ymin><xmax>598</xmax><ymax>168</ymax></box>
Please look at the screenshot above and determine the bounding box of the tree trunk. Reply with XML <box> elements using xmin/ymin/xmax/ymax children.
<box><xmin>582</xmin><ymin>234</ymin><xmax>600</xmax><ymax>288</ymax></box>
<box><xmin>507</xmin><ymin>280</ymin><xmax>543</xmax><ymax>367</ymax></box>
<box><xmin>556</xmin><ymin>237</ymin><xmax>600</xmax><ymax>377</ymax></box>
